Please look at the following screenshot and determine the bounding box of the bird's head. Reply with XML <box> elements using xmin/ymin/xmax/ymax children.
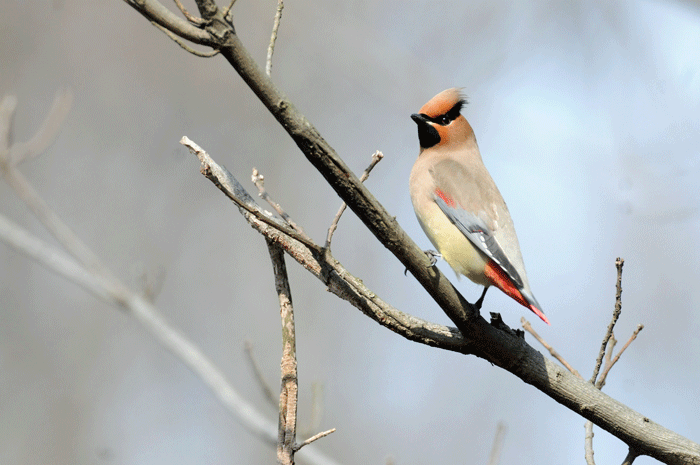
<box><xmin>411</xmin><ymin>88</ymin><xmax>474</xmax><ymax>150</ymax></box>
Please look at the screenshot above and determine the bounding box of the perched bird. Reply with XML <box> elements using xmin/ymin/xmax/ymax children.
<box><xmin>409</xmin><ymin>88</ymin><xmax>549</xmax><ymax>324</ymax></box>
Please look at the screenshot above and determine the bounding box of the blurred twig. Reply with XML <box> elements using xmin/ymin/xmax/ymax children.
<box><xmin>522</xmin><ymin>318</ymin><xmax>582</xmax><ymax>380</ymax></box>
<box><xmin>266</xmin><ymin>0</ymin><xmax>284</xmax><ymax>76</ymax></box>
<box><xmin>487</xmin><ymin>422</ymin><xmax>507</xmax><ymax>465</ymax></box>
<box><xmin>244</xmin><ymin>341</ymin><xmax>277</xmax><ymax>407</ymax></box>
<box><xmin>0</xmin><ymin>94</ymin><xmax>341</xmax><ymax>465</ymax></box>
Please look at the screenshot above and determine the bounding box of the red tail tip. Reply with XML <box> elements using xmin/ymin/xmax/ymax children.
<box><xmin>530</xmin><ymin>306</ymin><xmax>550</xmax><ymax>325</ymax></box>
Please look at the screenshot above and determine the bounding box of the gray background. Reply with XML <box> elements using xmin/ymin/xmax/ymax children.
<box><xmin>2</xmin><ymin>0</ymin><xmax>699</xmax><ymax>463</ymax></box>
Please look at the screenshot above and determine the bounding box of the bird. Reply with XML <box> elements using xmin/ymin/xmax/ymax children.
<box><xmin>409</xmin><ymin>88</ymin><xmax>549</xmax><ymax>324</ymax></box>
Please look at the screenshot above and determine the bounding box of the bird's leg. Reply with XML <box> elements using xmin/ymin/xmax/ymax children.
<box><xmin>474</xmin><ymin>286</ymin><xmax>489</xmax><ymax>310</ymax></box>
<box><xmin>424</xmin><ymin>249</ymin><xmax>442</xmax><ymax>267</ymax></box>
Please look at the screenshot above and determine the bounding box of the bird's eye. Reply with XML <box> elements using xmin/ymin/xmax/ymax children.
<box><xmin>440</xmin><ymin>115</ymin><xmax>450</xmax><ymax>125</ymax></box>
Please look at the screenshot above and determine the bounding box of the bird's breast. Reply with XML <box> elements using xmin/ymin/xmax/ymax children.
<box><xmin>410</xmin><ymin>185</ymin><xmax>490</xmax><ymax>286</ymax></box>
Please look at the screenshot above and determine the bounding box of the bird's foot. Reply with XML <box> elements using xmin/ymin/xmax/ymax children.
<box><xmin>424</xmin><ymin>249</ymin><xmax>442</xmax><ymax>267</ymax></box>
<box><xmin>404</xmin><ymin>250</ymin><xmax>442</xmax><ymax>276</ymax></box>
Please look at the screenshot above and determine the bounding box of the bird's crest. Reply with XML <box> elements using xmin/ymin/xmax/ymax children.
<box><xmin>419</xmin><ymin>88</ymin><xmax>467</xmax><ymax>118</ymax></box>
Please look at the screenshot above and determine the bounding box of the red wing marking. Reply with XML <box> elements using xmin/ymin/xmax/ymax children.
<box><xmin>434</xmin><ymin>188</ymin><xmax>457</xmax><ymax>208</ymax></box>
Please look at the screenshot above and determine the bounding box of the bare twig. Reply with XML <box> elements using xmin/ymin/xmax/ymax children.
<box><xmin>585</xmin><ymin>421</ymin><xmax>596</xmax><ymax>465</ymax></box>
<box><xmin>487</xmin><ymin>422</ymin><xmax>507</xmax><ymax>465</ymax></box>
<box><xmin>152</xmin><ymin>21</ymin><xmax>219</xmax><ymax>57</ymax></box>
<box><xmin>325</xmin><ymin>151</ymin><xmax>383</xmax><ymax>249</ymax></box>
<box><xmin>222</xmin><ymin>0</ymin><xmax>237</xmax><ymax>20</ymax></box>
<box><xmin>122</xmin><ymin>0</ymin><xmax>214</xmax><ymax>46</ymax></box>
<box><xmin>0</xmin><ymin>94</ymin><xmax>117</xmax><ymax>281</ymax></box>
<box><xmin>172</xmin><ymin>0</ymin><xmax>206</xmax><ymax>25</ymax></box>
<box><xmin>5</xmin><ymin>90</ymin><xmax>73</xmax><ymax>166</ymax></box>
<box><xmin>244</xmin><ymin>341</ymin><xmax>277</xmax><ymax>407</ymax></box>
<box><xmin>267</xmin><ymin>240</ymin><xmax>298</xmax><ymax>465</ymax></box>
<box><xmin>302</xmin><ymin>382</ymin><xmax>324</xmax><ymax>438</ymax></box>
<box><xmin>252</xmin><ymin>167</ymin><xmax>306</xmax><ymax>237</ymax></box>
<box><xmin>622</xmin><ymin>447</ymin><xmax>639</xmax><ymax>465</ymax></box>
<box><xmin>522</xmin><ymin>317</ymin><xmax>583</xmax><ymax>379</ymax></box>
<box><xmin>597</xmin><ymin>325</ymin><xmax>644</xmax><ymax>390</ymax></box>
<box><xmin>295</xmin><ymin>428</ymin><xmax>337</xmax><ymax>452</ymax></box>
<box><xmin>585</xmin><ymin>258</ymin><xmax>644</xmax><ymax>464</ymax></box>
<box><xmin>266</xmin><ymin>0</ymin><xmax>284</xmax><ymax>77</ymax></box>
<box><xmin>590</xmin><ymin>258</ymin><xmax>624</xmax><ymax>384</ymax></box>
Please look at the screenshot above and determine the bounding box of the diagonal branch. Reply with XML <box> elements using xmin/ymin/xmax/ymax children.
<box><xmin>172</xmin><ymin>0</ymin><xmax>205</xmax><ymax>25</ymax></box>
<box><xmin>8</xmin><ymin>90</ymin><xmax>73</xmax><ymax>166</ymax></box>
<box><xmin>597</xmin><ymin>324</ymin><xmax>643</xmax><ymax>390</ymax></box>
<box><xmin>252</xmin><ymin>167</ymin><xmax>307</xmax><ymax>237</ymax></box>
<box><xmin>181</xmin><ymin>136</ymin><xmax>471</xmax><ymax>353</ymax></box>
<box><xmin>522</xmin><ymin>317</ymin><xmax>582</xmax><ymax>380</ymax></box>
<box><xmin>152</xmin><ymin>21</ymin><xmax>220</xmax><ymax>57</ymax></box>
<box><xmin>122</xmin><ymin>0</ymin><xmax>215</xmax><ymax>46</ymax></box>
<box><xmin>325</xmin><ymin>150</ymin><xmax>383</xmax><ymax>249</ymax></box>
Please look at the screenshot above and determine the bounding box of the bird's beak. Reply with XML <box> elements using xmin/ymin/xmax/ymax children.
<box><xmin>411</xmin><ymin>113</ymin><xmax>440</xmax><ymax>149</ymax></box>
<box><xmin>411</xmin><ymin>113</ymin><xmax>429</xmax><ymax>125</ymax></box>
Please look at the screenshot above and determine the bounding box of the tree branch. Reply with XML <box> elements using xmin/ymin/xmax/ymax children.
<box><xmin>181</xmin><ymin>137</ymin><xmax>470</xmax><ymax>354</ymax></box>
<box><xmin>295</xmin><ymin>428</ymin><xmax>336</xmax><ymax>452</ymax></box>
<box><xmin>591</xmin><ymin>257</ymin><xmax>624</xmax><ymax>384</ymax></box>
<box><xmin>267</xmin><ymin>240</ymin><xmax>299</xmax><ymax>464</ymax></box>
<box><xmin>266</xmin><ymin>0</ymin><xmax>284</xmax><ymax>77</ymax></box>
<box><xmin>122</xmin><ymin>0</ymin><xmax>215</xmax><ymax>46</ymax></box>
<box><xmin>325</xmin><ymin>150</ymin><xmax>383</xmax><ymax>249</ymax></box>
<box><xmin>522</xmin><ymin>317</ymin><xmax>582</xmax><ymax>380</ymax></box>
<box><xmin>252</xmin><ymin>167</ymin><xmax>306</xmax><ymax>237</ymax></box>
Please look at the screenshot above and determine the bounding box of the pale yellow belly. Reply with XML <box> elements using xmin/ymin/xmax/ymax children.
<box><xmin>415</xmin><ymin>203</ymin><xmax>490</xmax><ymax>286</ymax></box>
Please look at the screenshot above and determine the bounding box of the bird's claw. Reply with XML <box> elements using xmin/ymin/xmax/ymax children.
<box><xmin>424</xmin><ymin>249</ymin><xmax>441</xmax><ymax>267</ymax></box>
<box><xmin>404</xmin><ymin>250</ymin><xmax>442</xmax><ymax>276</ymax></box>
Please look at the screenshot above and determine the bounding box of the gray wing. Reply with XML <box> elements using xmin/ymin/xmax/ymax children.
<box><xmin>434</xmin><ymin>194</ymin><xmax>524</xmax><ymax>290</ymax></box>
